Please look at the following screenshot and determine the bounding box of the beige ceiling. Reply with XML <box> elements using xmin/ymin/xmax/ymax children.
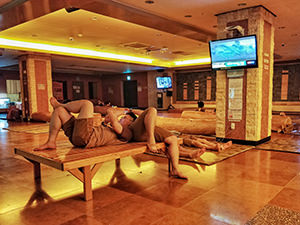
<box><xmin>0</xmin><ymin>9</ymin><xmax>207</xmax><ymax>62</ymax></box>
<box><xmin>0</xmin><ymin>0</ymin><xmax>299</xmax><ymax>74</ymax></box>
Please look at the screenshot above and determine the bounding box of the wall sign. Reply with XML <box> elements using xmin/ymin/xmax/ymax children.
<box><xmin>228</xmin><ymin>78</ymin><xmax>243</xmax><ymax>121</ymax></box>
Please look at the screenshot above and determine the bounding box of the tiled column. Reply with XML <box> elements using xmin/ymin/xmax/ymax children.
<box><xmin>216</xmin><ymin>6</ymin><xmax>275</xmax><ymax>145</ymax></box>
<box><xmin>18</xmin><ymin>54</ymin><xmax>53</xmax><ymax>120</ymax></box>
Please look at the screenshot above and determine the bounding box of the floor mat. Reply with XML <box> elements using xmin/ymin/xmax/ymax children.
<box><xmin>3</xmin><ymin>124</ymin><xmax>51</xmax><ymax>134</ymax></box>
<box><xmin>256</xmin><ymin>138</ymin><xmax>300</xmax><ymax>154</ymax></box>
<box><xmin>245</xmin><ymin>204</ymin><xmax>300</xmax><ymax>225</ymax></box>
<box><xmin>145</xmin><ymin>143</ymin><xmax>253</xmax><ymax>166</ymax></box>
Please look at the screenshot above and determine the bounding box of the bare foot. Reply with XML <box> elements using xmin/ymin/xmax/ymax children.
<box><xmin>216</xmin><ymin>143</ymin><xmax>223</xmax><ymax>152</ymax></box>
<box><xmin>189</xmin><ymin>148</ymin><xmax>206</xmax><ymax>159</ymax></box>
<box><xmin>147</xmin><ymin>143</ymin><xmax>159</xmax><ymax>153</ymax></box>
<box><xmin>217</xmin><ymin>141</ymin><xmax>232</xmax><ymax>152</ymax></box>
<box><xmin>50</xmin><ymin>97</ymin><xmax>62</xmax><ymax>109</ymax></box>
<box><xmin>34</xmin><ymin>142</ymin><xmax>56</xmax><ymax>151</ymax></box>
<box><xmin>223</xmin><ymin>141</ymin><xmax>232</xmax><ymax>150</ymax></box>
<box><xmin>169</xmin><ymin>168</ymin><xmax>188</xmax><ymax>180</ymax></box>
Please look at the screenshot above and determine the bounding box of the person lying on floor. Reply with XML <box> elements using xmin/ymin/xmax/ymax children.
<box><xmin>182</xmin><ymin>135</ymin><xmax>232</xmax><ymax>152</ymax></box>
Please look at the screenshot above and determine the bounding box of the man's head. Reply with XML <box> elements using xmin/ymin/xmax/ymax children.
<box><xmin>119</xmin><ymin>111</ymin><xmax>137</xmax><ymax>126</ymax></box>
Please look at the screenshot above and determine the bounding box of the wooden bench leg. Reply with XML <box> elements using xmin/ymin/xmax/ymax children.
<box><xmin>68</xmin><ymin>163</ymin><xmax>103</xmax><ymax>201</ymax></box>
<box><xmin>25</xmin><ymin>157</ymin><xmax>41</xmax><ymax>180</ymax></box>
<box><xmin>33</xmin><ymin>162</ymin><xmax>41</xmax><ymax>180</ymax></box>
<box><xmin>82</xmin><ymin>166</ymin><xmax>92</xmax><ymax>201</ymax></box>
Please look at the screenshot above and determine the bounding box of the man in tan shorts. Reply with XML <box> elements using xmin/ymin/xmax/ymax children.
<box><xmin>34</xmin><ymin>97</ymin><xmax>131</xmax><ymax>150</ymax></box>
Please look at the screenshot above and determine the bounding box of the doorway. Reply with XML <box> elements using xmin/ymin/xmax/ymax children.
<box><xmin>72</xmin><ymin>81</ymin><xmax>84</xmax><ymax>100</ymax></box>
<box><xmin>123</xmin><ymin>80</ymin><xmax>137</xmax><ymax>108</ymax></box>
<box><xmin>88</xmin><ymin>82</ymin><xmax>98</xmax><ymax>99</ymax></box>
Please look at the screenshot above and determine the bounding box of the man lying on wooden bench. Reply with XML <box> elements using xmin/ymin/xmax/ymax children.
<box><xmin>16</xmin><ymin>98</ymin><xmax>188</xmax><ymax>200</ymax></box>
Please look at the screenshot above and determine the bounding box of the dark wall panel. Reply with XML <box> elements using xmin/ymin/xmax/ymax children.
<box><xmin>175</xmin><ymin>70</ymin><xmax>216</xmax><ymax>101</ymax></box>
<box><xmin>273</xmin><ymin>63</ymin><xmax>300</xmax><ymax>101</ymax></box>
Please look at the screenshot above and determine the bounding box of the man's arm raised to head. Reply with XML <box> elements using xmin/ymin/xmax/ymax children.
<box><xmin>94</xmin><ymin>105</ymin><xmax>129</xmax><ymax>115</ymax></box>
<box><xmin>131</xmin><ymin>109</ymin><xmax>144</xmax><ymax>116</ymax></box>
<box><xmin>106</xmin><ymin>108</ymin><xmax>125</xmax><ymax>134</ymax></box>
<box><xmin>94</xmin><ymin>105</ymin><xmax>110</xmax><ymax>115</ymax></box>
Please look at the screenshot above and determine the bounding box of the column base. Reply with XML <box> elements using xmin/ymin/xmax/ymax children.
<box><xmin>216</xmin><ymin>136</ymin><xmax>271</xmax><ymax>146</ymax></box>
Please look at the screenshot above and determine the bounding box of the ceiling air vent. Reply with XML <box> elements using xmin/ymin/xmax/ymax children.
<box><xmin>122</xmin><ymin>42</ymin><xmax>150</xmax><ymax>49</ymax></box>
<box><xmin>145</xmin><ymin>46</ymin><xmax>161</xmax><ymax>52</ymax></box>
<box><xmin>172</xmin><ymin>51</ymin><xmax>192</xmax><ymax>55</ymax></box>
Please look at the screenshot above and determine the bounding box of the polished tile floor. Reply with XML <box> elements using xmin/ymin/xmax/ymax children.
<box><xmin>1</xmin><ymin>115</ymin><xmax>300</xmax><ymax>225</ymax></box>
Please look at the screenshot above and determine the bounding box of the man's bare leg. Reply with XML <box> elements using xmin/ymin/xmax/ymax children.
<box><xmin>184</xmin><ymin>138</ymin><xmax>211</xmax><ymax>148</ymax></box>
<box><xmin>179</xmin><ymin>146</ymin><xmax>206</xmax><ymax>159</ymax></box>
<box><xmin>144</xmin><ymin>107</ymin><xmax>158</xmax><ymax>153</ymax></box>
<box><xmin>35</xmin><ymin>98</ymin><xmax>95</xmax><ymax>151</ymax></box>
<box><xmin>34</xmin><ymin>107</ymin><xmax>71</xmax><ymax>151</ymax></box>
<box><xmin>164</xmin><ymin>135</ymin><xmax>187</xmax><ymax>179</ymax></box>
<box><xmin>184</xmin><ymin>137</ymin><xmax>221</xmax><ymax>151</ymax></box>
<box><xmin>50</xmin><ymin>97</ymin><xmax>94</xmax><ymax>119</ymax></box>
<box><xmin>196</xmin><ymin>138</ymin><xmax>216</xmax><ymax>146</ymax></box>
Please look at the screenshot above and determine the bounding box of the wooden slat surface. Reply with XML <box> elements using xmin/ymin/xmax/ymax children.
<box><xmin>15</xmin><ymin>142</ymin><xmax>166</xmax><ymax>171</ymax></box>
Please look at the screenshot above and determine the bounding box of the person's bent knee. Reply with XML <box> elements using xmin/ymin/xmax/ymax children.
<box><xmin>82</xmin><ymin>100</ymin><xmax>94</xmax><ymax>110</ymax></box>
<box><xmin>145</xmin><ymin>107</ymin><xmax>157</xmax><ymax>115</ymax></box>
<box><xmin>54</xmin><ymin>106</ymin><xmax>68</xmax><ymax>114</ymax></box>
<box><xmin>164</xmin><ymin>135</ymin><xmax>178</xmax><ymax>145</ymax></box>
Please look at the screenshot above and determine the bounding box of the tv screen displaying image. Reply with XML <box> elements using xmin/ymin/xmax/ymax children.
<box><xmin>156</xmin><ymin>76</ymin><xmax>172</xmax><ymax>89</ymax></box>
<box><xmin>209</xmin><ymin>35</ymin><xmax>258</xmax><ymax>70</ymax></box>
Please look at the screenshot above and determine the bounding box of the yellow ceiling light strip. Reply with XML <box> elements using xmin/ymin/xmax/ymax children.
<box><xmin>0</xmin><ymin>37</ymin><xmax>153</xmax><ymax>64</ymax></box>
<box><xmin>174</xmin><ymin>57</ymin><xmax>211</xmax><ymax>66</ymax></box>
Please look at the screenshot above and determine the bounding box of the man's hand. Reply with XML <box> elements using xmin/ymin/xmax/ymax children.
<box><xmin>106</xmin><ymin>108</ymin><xmax>124</xmax><ymax>134</ymax></box>
<box><xmin>131</xmin><ymin>109</ymin><xmax>144</xmax><ymax>116</ymax></box>
<box><xmin>104</xmin><ymin>114</ymin><xmax>111</xmax><ymax>123</ymax></box>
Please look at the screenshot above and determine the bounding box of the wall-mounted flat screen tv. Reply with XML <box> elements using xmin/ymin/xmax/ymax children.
<box><xmin>156</xmin><ymin>76</ymin><xmax>172</xmax><ymax>89</ymax></box>
<box><xmin>209</xmin><ymin>35</ymin><xmax>258</xmax><ymax>70</ymax></box>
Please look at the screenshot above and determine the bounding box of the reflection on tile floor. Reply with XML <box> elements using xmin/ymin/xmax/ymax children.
<box><xmin>1</xmin><ymin>118</ymin><xmax>300</xmax><ymax>224</ymax></box>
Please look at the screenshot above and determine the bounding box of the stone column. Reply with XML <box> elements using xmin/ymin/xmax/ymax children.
<box><xmin>215</xmin><ymin>6</ymin><xmax>275</xmax><ymax>145</ymax></box>
<box><xmin>18</xmin><ymin>54</ymin><xmax>53</xmax><ymax>120</ymax></box>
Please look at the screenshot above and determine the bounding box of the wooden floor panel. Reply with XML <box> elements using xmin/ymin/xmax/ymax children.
<box><xmin>1</xmin><ymin>115</ymin><xmax>300</xmax><ymax>225</ymax></box>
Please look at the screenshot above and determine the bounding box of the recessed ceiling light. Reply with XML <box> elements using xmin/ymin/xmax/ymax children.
<box><xmin>145</xmin><ymin>0</ymin><xmax>154</xmax><ymax>4</ymax></box>
<box><xmin>184</xmin><ymin>15</ymin><xmax>192</xmax><ymax>18</ymax></box>
<box><xmin>237</xmin><ymin>3</ymin><xmax>247</xmax><ymax>6</ymax></box>
<box><xmin>92</xmin><ymin>16</ymin><xmax>97</xmax><ymax>21</ymax></box>
<box><xmin>0</xmin><ymin>37</ymin><xmax>153</xmax><ymax>64</ymax></box>
<box><xmin>77</xmin><ymin>33</ymin><xmax>83</xmax><ymax>37</ymax></box>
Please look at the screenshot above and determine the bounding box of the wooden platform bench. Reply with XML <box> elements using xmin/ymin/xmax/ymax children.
<box><xmin>15</xmin><ymin>141</ymin><xmax>167</xmax><ymax>201</ymax></box>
